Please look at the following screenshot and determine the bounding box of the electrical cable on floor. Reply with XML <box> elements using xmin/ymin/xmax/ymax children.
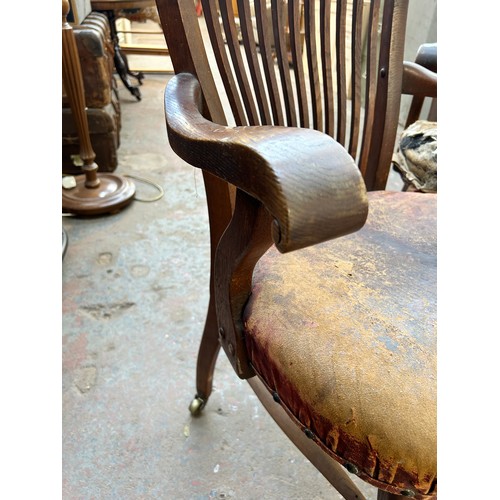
<box><xmin>124</xmin><ymin>174</ymin><xmax>164</xmax><ymax>202</ymax></box>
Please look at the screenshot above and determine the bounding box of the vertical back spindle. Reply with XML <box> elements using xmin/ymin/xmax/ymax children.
<box><xmin>289</xmin><ymin>0</ymin><xmax>310</xmax><ymax>128</ymax></box>
<box><xmin>219</xmin><ymin>0</ymin><xmax>260</xmax><ymax>124</ymax></box>
<box><xmin>237</xmin><ymin>0</ymin><xmax>273</xmax><ymax>124</ymax></box>
<box><xmin>347</xmin><ymin>0</ymin><xmax>364</xmax><ymax>158</ymax></box>
<box><xmin>335</xmin><ymin>0</ymin><xmax>347</xmax><ymax>145</ymax></box>
<box><xmin>254</xmin><ymin>0</ymin><xmax>285</xmax><ymax>125</ymax></box>
<box><xmin>304</xmin><ymin>0</ymin><xmax>323</xmax><ymax>131</ymax></box>
<box><xmin>201</xmin><ymin>0</ymin><xmax>247</xmax><ymax>125</ymax></box>
<box><xmin>271</xmin><ymin>0</ymin><xmax>298</xmax><ymax>127</ymax></box>
<box><xmin>359</xmin><ymin>0</ymin><xmax>381</xmax><ymax>176</ymax></box>
<box><xmin>320</xmin><ymin>0</ymin><xmax>334</xmax><ymax>137</ymax></box>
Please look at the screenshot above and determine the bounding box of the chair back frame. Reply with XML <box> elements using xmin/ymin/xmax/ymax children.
<box><xmin>156</xmin><ymin>0</ymin><xmax>410</xmax><ymax>193</ymax></box>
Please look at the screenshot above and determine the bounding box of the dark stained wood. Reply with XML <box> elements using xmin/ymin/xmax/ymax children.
<box><xmin>194</xmin><ymin>171</ymin><xmax>234</xmax><ymax>400</ymax></box>
<box><xmin>289</xmin><ymin>0</ymin><xmax>309</xmax><ymax>128</ymax></box>
<box><xmin>214</xmin><ymin>190</ymin><xmax>273</xmax><ymax>377</ymax></box>
<box><xmin>254</xmin><ymin>0</ymin><xmax>285</xmax><ymax>125</ymax></box>
<box><xmin>401</xmin><ymin>62</ymin><xmax>437</xmax><ymax>98</ymax></box>
<box><xmin>363</xmin><ymin>0</ymin><xmax>395</xmax><ymax>190</ymax></box>
<box><xmin>194</xmin><ymin>293</ymin><xmax>221</xmax><ymax>401</ymax></box>
<box><xmin>237</xmin><ymin>0</ymin><xmax>273</xmax><ymax>125</ymax></box>
<box><xmin>219</xmin><ymin>0</ymin><xmax>260</xmax><ymax>124</ymax></box>
<box><xmin>372</xmin><ymin>0</ymin><xmax>409</xmax><ymax>190</ymax></box>
<box><xmin>165</xmin><ymin>72</ymin><xmax>368</xmax><ymax>253</ymax></box>
<box><xmin>199</xmin><ymin>0</ymin><xmax>248</xmax><ymax>126</ymax></box>
<box><xmin>155</xmin><ymin>0</ymin><xmax>237</xmax><ymax>403</ymax></box>
<box><xmin>320</xmin><ymin>0</ymin><xmax>334</xmax><ymax>136</ymax></box>
<box><xmin>304</xmin><ymin>0</ymin><xmax>323</xmax><ymax>131</ymax></box>
<box><xmin>271</xmin><ymin>0</ymin><xmax>298</xmax><ymax>127</ymax></box>
<box><xmin>358</xmin><ymin>0</ymin><xmax>381</xmax><ymax>178</ymax></box>
<box><xmin>155</xmin><ymin>0</ymin><xmax>226</xmax><ymax>123</ymax></box>
<box><xmin>335</xmin><ymin>0</ymin><xmax>347</xmax><ymax>145</ymax></box>
<box><xmin>348</xmin><ymin>0</ymin><xmax>364</xmax><ymax>158</ymax></box>
<box><xmin>157</xmin><ymin>0</ymin><xmax>434</xmax><ymax>193</ymax></box>
<box><xmin>403</xmin><ymin>45</ymin><xmax>437</xmax><ymax>127</ymax></box>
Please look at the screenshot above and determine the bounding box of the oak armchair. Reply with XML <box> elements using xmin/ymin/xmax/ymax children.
<box><xmin>155</xmin><ymin>0</ymin><xmax>437</xmax><ymax>498</ymax></box>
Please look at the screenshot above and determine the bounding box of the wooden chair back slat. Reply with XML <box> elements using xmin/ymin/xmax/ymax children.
<box><xmin>364</xmin><ymin>0</ymin><xmax>392</xmax><ymax>188</ymax></box>
<box><xmin>237</xmin><ymin>0</ymin><xmax>274</xmax><ymax>124</ymax></box>
<box><xmin>372</xmin><ymin>0</ymin><xmax>408</xmax><ymax>190</ymax></box>
<box><xmin>254</xmin><ymin>0</ymin><xmax>286</xmax><ymax>125</ymax></box>
<box><xmin>289</xmin><ymin>0</ymin><xmax>310</xmax><ymax>128</ymax></box>
<box><xmin>304</xmin><ymin>0</ymin><xmax>323</xmax><ymax>131</ymax></box>
<box><xmin>271</xmin><ymin>0</ymin><xmax>298</xmax><ymax>127</ymax></box>
<box><xmin>363</xmin><ymin>0</ymin><xmax>407</xmax><ymax>190</ymax></box>
<box><xmin>320</xmin><ymin>0</ymin><xmax>334</xmax><ymax>137</ymax></box>
<box><xmin>358</xmin><ymin>0</ymin><xmax>381</xmax><ymax>178</ymax></box>
<box><xmin>219</xmin><ymin>0</ymin><xmax>261</xmax><ymax>124</ymax></box>
<box><xmin>334</xmin><ymin>0</ymin><xmax>347</xmax><ymax>145</ymax></box>
<box><xmin>347</xmin><ymin>0</ymin><xmax>364</xmax><ymax>158</ymax></box>
<box><xmin>200</xmin><ymin>0</ymin><xmax>248</xmax><ymax>125</ymax></box>
<box><xmin>157</xmin><ymin>0</ymin><xmax>410</xmax><ymax>192</ymax></box>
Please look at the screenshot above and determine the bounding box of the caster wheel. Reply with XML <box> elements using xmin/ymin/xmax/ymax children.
<box><xmin>189</xmin><ymin>395</ymin><xmax>206</xmax><ymax>416</ymax></box>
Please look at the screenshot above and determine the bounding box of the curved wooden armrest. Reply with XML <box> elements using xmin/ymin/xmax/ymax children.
<box><xmin>402</xmin><ymin>61</ymin><xmax>437</xmax><ymax>98</ymax></box>
<box><xmin>165</xmin><ymin>73</ymin><xmax>368</xmax><ymax>253</ymax></box>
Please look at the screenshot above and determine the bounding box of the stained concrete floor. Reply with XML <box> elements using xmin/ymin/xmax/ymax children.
<box><xmin>62</xmin><ymin>72</ymin><xmax>405</xmax><ymax>499</ymax></box>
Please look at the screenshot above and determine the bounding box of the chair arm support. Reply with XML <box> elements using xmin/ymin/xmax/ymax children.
<box><xmin>402</xmin><ymin>61</ymin><xmax>437</xmax><ymax>99</ymax></box>
<box><xmin>164</xmin><ymin>73</ymin><xmax>368</xmax><ymax>253</ymax></box>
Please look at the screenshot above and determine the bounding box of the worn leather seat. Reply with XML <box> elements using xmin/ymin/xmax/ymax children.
<box><xmin>243</xmin><ymin>191</ymin><xmax>437</xmax><ymax>498</ymax></box>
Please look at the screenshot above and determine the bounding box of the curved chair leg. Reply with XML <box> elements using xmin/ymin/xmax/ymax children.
<box><xmin>190</xmin><ymin>172</ymin><xmax>234</xmax><ymax>416</ymax></box>
<box><xmin>189</xmin><ymin>293</ymin><xmax>221</xmax><ymax>415</ymax></box>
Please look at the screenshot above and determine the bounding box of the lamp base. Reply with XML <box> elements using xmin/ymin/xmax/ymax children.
<box><xmin>62</xmin><ymin>173</ymin><xmax>136</xmax><ymax>215</ymax></box>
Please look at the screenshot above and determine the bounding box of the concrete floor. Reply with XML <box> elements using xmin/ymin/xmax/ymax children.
<box><xmin>62</xmin><ymin>72</ymin><xmax>405</xmax><ymax>499</ymax></box>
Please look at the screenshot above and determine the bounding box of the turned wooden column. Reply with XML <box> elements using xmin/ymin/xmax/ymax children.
<box><xmin>62</xmin><ymin>0</ymin><xmax>135</xmax><ymax>215</ymax></box>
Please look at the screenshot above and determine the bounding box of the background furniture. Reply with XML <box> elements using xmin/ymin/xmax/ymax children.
<box><xmin>62</xmin><ymin>11</ymin><xmax>121</xmax><ymax>173</ymax></box>
<box><xmin>62</xmin><ymin>0</ymin><xmax>135</xmax><ymax>215</ymax></box>
<box><xmin>91</xmin><ymin>0</ymin><xmax>170</xmax><ymax>99</ymax></box>
<box><xmin>404</xmin><ymin>43</ymin><xmax>437</xmax><ymax>128</ymax></box>
<box><xmin>393</xmin><ymin>43</ymin><xmax>437</xmax><ymax>192</ymax></box>
<box><xmin>155</xmin><ymin>0</ymin><xmax>437</xmax><ymax>498</ymax></box>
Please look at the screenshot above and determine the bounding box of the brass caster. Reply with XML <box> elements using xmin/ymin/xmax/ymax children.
<box><xmin>189</xmin><ymin>395</ymin><xmax>206</xmax><ymax>416</ymax></box>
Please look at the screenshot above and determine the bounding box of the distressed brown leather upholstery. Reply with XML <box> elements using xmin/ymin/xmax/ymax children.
<box><xmin>244</xmin><ymin>191</ymin><xmax>437</xmax><ymax>498</ymax></box>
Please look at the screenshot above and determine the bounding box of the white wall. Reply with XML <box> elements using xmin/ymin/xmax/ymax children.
<box><xmin>405</xmin><ymin>0</ymin><xmax>437</xmax><ymax>61</ymax></box>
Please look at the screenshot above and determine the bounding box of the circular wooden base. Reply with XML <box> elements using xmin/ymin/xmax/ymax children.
<box><xmin>62</xmin><ymin>173</ymin><xmax>136</xmax><ymax>215</ymax></box>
